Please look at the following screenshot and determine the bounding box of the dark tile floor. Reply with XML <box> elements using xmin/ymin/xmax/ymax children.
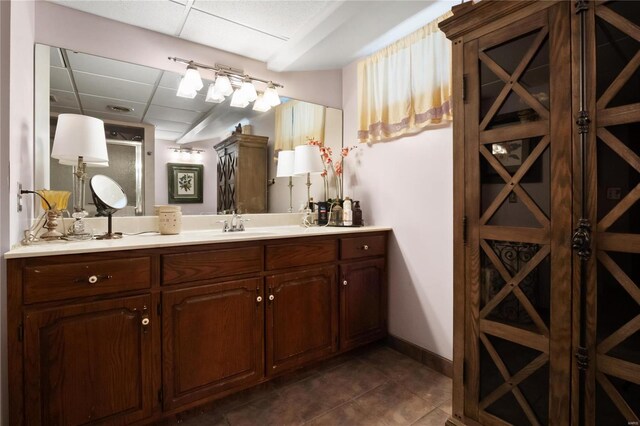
<box><xmin>168</xmin><ymin>344</ymin><xmax>452</xmax><ymax>426</ymax></box>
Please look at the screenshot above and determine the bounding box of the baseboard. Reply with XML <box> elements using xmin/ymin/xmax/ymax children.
<box><xmin>386</xmin><ymin>334</ymin><xmax>453</xmax><ymax>378</ymax></box>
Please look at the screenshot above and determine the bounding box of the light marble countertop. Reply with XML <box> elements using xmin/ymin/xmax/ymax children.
<box><xmin>4</xmin><ymin>225</ymin><xmax>391</xmax><ymax>259</ymax></box>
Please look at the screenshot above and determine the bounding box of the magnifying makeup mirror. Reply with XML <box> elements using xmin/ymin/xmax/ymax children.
<box><xmin>90</xmin><ymin>175</ymin><xmax>127</xmax><ymax>239</ymax></box>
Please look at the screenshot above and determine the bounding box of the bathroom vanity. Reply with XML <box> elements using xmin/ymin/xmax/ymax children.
<box><xmin>6</xmin><ymin>226</ymin><xmax>389</xmax><ymax>425</ymax></box>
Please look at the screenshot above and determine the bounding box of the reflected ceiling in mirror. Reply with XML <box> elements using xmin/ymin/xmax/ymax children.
<box><xmin>35</xmin><ymin>44</ymin><xmax>343</xmax><ymax>217</ymax></box>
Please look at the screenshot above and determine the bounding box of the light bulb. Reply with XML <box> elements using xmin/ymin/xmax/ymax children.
<box><xmin>205</xmin><ymin>83</ymin><xmax>225</xmax><ymax>103</ymax></box>
<box><xmin>176</xmin><ymin>76</ymin><xmax>197</xmax><ymax>98</ymax></box>
<box><xmin>213</xmin><ymin>74</ymin><xmax>233</xmax><ymax>97</ymax></box>
<box><xmin>230</xmin><ymin>88</ymin><xmax>249</xmax><ymax>108</ymax></box>
<box><xmin>240</xmin><ymin>78</ymin><xmax>257</xmax><ymax>102</ymax></box>
<box><xmin>252</xmin><ymin>93</ymin><xmax>271</xmax><ymax>112</ymax></box>
<box><xmin>183</xmin><ymin>65</ymin><xmax>203</xmax><ymax>91</ymax></box>
<box><xmin>263</xmin><ymin>82</ymin><xmax>281</xmax><ymax>106</ymax></box>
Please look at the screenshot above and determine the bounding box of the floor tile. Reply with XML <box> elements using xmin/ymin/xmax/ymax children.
<box><xmin>305</xmin><ymin>401</ymin><xmax>385</xmax><ymax>426</ymax></box>
<box><xmin>411</xmin><ymin>408</ymin><xmax>450</xmax><ymax>426</ymax></box>
<box><xmin>438</xmin><ymin>398</ymin><xmax>452</xmax><ymax>416</ymax></box>
<box><xmin>225</xmin><ymin>394</ymin><xmax>303</xmax><ymax>426</ymax></box>
<box><xmin>353</xmin><ymin>382</ymin><xmax>435</xmax><ymax>425</ymax></box>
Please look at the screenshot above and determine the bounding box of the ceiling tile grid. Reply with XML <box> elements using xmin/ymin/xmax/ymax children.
<box><xmin>66</xmin><ymin>51</ymin><xmax>162</xmax><ymax>85</ymax></box>
<box><xmin>191</xmin><ymin>0</ymin><xmax>330</xmax><ymax>39</ymax></box>
<box><xmin>179</xmin><ymin>9</ymin><xmax>285</xmax><ymax>62</ymax></box>
<box><xmin>50</xmin><ymin>89</ymin><xmax>80</xmax><ymax>109</ymax></box>
<box><xmin>78</xmin><ymin>93</ymin><xmax>147</xmax><ymax>120</ymax></box>
<box><xmin>72</xmin><ymin>71</ymin><xmax>155</xmax><ymax>103</ymax></box>
<box><xmin>50</xmin><ymin>0</ymin><xmax>186</xmax><ymax>36</ymax></box>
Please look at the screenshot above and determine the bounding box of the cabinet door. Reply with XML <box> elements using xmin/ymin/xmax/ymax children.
<box><xmin>463</xmin><ymin>3</ymin><xmax>572</xmax><ymax>425</ymax></box>
<box><xmin>586</xmin><ymin>1</ymin><xmax>640</xmax><ymax>424</ymax></box>
<box><xmin>24</xmin><ymin>295</ymin><xmax>154</xmax><ymax>426</ymax></box>
<box><xmin>266</xmin><ymin>266</ymin><xmax>337</xmax><ymax>376</ymax></box>
<box><xmin>217</xmin><ymin>145</ymin><xmax>237</xmax><ymax>213</ymax></box>
<box><xmin>162</xmin><ymin>278</ymin><xmax>264</xmax><ymax>410</ymax></box>
<box><xmin>340</xmin><ymin>259</ymin><xmax>387</xmax><ymax>351</ymax></box>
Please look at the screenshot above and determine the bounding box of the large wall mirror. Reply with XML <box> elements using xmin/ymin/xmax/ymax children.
<box><xmin>34</xmin><ymin>44</ymin><xmax>343</xmax><ymax>217</ymax></box>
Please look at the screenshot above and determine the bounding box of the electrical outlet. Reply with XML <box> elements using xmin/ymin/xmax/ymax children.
<box><xmin>17</xmin><ymin>182</ymin><xmax>23</xmax><ymax>212</ymax></box>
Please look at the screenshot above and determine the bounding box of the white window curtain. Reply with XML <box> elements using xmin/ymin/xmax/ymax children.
<box><xmin>275</xmin><ymin>100</ymin><xmax>326</xmax><ymax>151</ymax></box>
<box><xmin>357</xmin><ymin>11</ymin><xmax>453</xmax><ymax>143</ymax></box>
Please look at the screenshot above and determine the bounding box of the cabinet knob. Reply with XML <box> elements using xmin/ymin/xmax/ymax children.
<box><xmin>141</xmin><ymin>318</ymin><xmax>150</xmax><ymax>326</ymax></box>
<box><xmin>343</xmin><ymin>280</ymin><xmax>348</xmax><ymax>286</ymax></box>
<box><xmin>269</xmin><ymin>294</ymin><xmax>275</xmax><ymax>301</ymax></box>
<box><xmin>362</xmin><ymin>245</ymin><xmax>369</xmax><ymax>250</ymax></box>
<box><xmin>140</xmin><ymin>306</ymin><xmax>150</xmax><ymax>333</ymax></box>
<box><xmin>256</xmin><ymin>296</ymin><xmax>263</xmax><ymax>303</ymax></box>
<box><xmin>80</xmin><ymin>274</ymin><xmax>112</xmax><ymax>285</ymax></box>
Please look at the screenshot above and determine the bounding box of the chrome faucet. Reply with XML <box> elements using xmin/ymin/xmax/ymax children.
<box><xmin>218</xmin><ymin>212</ymin><xmax>249</xmax><ymax>232</ymax></box>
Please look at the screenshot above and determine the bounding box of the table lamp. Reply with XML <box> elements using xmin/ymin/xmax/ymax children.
<box><xmin>276</xmin><ymin>150</ymin><xmax>296</xmax><ymax>213</ymax></box>
<box><xmin>293</xmin><ymin>145</ymin><xmax>323</xmax><ymax>210</ymax></box>
<box><xmin>51</xmin><ymin>114</ymin><xmax>109</xmax><ymax>238</ymax></box>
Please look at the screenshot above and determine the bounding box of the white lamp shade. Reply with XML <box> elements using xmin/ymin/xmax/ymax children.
<box><xmin>263</xmin><ymin>85</ymin><xmax>281</xmax><ymax>106</ymax></box>
<box><xmin>230</xmin><ymin>88</ymin><xmax>248</xmax><ymax>108</ymax></box>
<box><xmin>252</xmin><ymin>93</ymin><xmax>271</xmax><ymax>112</ymax></box>
<box><xmin>177</xmin><ymin>76</ymin><xmax>198</xmax><ymax>98</ymax></box>
<box><xmin>205</xmin><ymin>83</ymin><xmax>225</xmax><ymax>103</ymax></box>
<box><xmin>240</xmin><ymin>80</ymin><xmax>258</xmax><ymax>102</ymax></box>
<box><xmin>184</xmin><ymin>66</ymin><xmax>203</xmax><ymax>91</ymax></box>
<box><xmin>51</xmin><ymin>114</ymin><xmax>109</xmax><ymax>163</ymax></box>
<box><xmin>276</xmin><ymin>150</ymin><xmax>295</xmax><ymax>177</ymax></box>
<box><xmin>214</xmin><ymin>74</ymin><xmax>233</xmax><ymax>97</ymax></box>
<box><xmin>293</xmin><ymin>145</ymin><xmax>323</xmax><ymax>175</ymax></box>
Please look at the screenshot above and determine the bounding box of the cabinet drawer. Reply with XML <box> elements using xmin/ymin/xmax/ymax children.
<box><xmin>162</xmin><ymin>246</ymin><xmax>262</xmax><ymax>285</ymax></box>
<box><xmin>340</xmin><ymin>235</ymin><xmax>386</xmax><ymax>260</ymax></box>
<box><xmin>24</xmin><ymin>257</ymin><xmax>151</xmax><ymax>304</ymax></box>
<box><xmin>266</xmin><ymin>239</ymin><xmax>336</xmax><ymax>271</ymax></box>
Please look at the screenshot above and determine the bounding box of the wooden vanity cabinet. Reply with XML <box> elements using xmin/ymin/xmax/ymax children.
<box><xmin>339</xmin><ymin>234</ymin><xmax>388</xmax><ymax>351</ymax></box>
<box><xmin>8</xmin><ymin>231</ymin><xmax>388</xmax><ymax>425</ymax></box>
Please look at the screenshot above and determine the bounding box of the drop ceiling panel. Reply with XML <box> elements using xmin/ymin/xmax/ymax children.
<box><xmin>50</xmin><ymin>89</ymin><xmax>79</xmax><ymax>109</ymax></box>
<box><xmin>50</xmin><ymin>0</ymin><xmax>186</xmax><ymax>36</ymax></box>
<box><xmin>145</xmin><ymin>117</ymin><xmax>192</xmax><ymax>133</ymax></box>
<box><xmin>158</xmin><ymin>71</ymin><xmax>182</xmax><ymax>90</ymax></box>
<box><xmin>155</xmin><ymin>129</ymin><xmax>185</xmax><ymax>141</ymax></box>
<box><xmin>151</xmin><ymin>87</ymin><xmax>211</xmax><ymax>112</ymax></box>
<box><xmin>192</xmin><ymin>0</ymin><xmax>330</xmax><ymax>39</ymax></box>
<box><xmin>73</xmin><ymin>71</ymin><xmax>154</xmax><ymax>103</ymax></box>
<box><xmin>50</xmin><ymin>66</ymin><xmax>74</xmax><ymax>92</ymax></box>
<box><xmin>180</xmin><ymin>9</ymin><xmax>285</xmax><ymax>62</ymax></box>
<box><xmin>51</xmin><ymin>105</ymin><xmax>82</xmax><ymax>115</ymax></box>
<box><xmin>83</xmin><ymin>109</ymin><xmax>143</xmax><ymax>123</ymax></box>
<box><xmin>146</xmin><ymin>104</ymin><xmax>203</xmax><ymax>124</ymax></box>
<box><xmin>49</xmin><ymin>48</ymin><xmax>65</xmax><ymax>68</ymax></box>
<box><xmin>66</xmin><ymin>51</ymin><xmax>161</xmax><ymax>85</ymax></box>
<box><xmin>78</xmin><ymin>94</ymin><xmax>146</xmax><ymax>120</ymax></box>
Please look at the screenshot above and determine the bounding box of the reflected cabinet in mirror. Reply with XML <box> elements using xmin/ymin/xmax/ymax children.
<box><xmin>34</xmin><ymin>44</ymin><xmax>343</xmax><ymax>217</ymax></box>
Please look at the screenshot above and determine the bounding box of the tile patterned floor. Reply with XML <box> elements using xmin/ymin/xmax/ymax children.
<box><xmin>166</xmin><ymin>344</ymin><xmax>452</xmax><ymax>426</ymax></box>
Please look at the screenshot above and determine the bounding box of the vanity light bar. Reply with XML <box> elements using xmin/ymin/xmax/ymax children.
<box><xmin>168</xmin><ymin>57</ymin><xmax>284</xmax><ymax>89</ymax></box>
<box><xmin>170</xmin><ymin>147</ymin><xmax>204</xmax><ymax>154</ymax></box>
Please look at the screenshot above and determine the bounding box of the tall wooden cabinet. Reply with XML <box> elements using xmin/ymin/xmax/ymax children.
<box><xmin>214</xmin><ymin>134</ymin><xmax>268</xmax><ymax>214</ymax></box>
<box><xmin>440</xmin><ymin>1</ymin><xmax>640</xmax><ymax>425</ymax></box>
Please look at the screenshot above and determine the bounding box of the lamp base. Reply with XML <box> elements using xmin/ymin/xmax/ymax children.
<box><xmin>96</xmin><ymin>232</ymin><xmax>123</xmax><ymax>240</ymax></box>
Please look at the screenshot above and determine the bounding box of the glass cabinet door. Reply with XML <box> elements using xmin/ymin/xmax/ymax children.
<box><xmin>588</xmin><ymin>1</ymin><xmax>640</xmax><ymax>424</ymax></box>
<box><xmin>464</xmin><ymin>3</ymin><xmax>572</xmax><ymax>425</ymax></box>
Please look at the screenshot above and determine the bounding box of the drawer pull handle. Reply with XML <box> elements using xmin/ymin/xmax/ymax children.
<box><xmin>343</xmin><ymin>280</ymin><xmax>348</xmax><ymax>286</ymax></box>
<box><xmin>362</xmin><ymin>245</ymin><xmax>369</xmax><ymax>250</ymax></box>
<box><xmin>256</xmin><ymin>296</ymin><xmax>263</xmax><ymax>303</ymax></box>
<box><xmin>269</xmin><ymin>295</ymin><xmax>275</xmax><ymax>301</ymax></box>
<box><xmin>79</xmin><ymin>274</ymin><xmax>112</xmax><ymax>285</ymax></box>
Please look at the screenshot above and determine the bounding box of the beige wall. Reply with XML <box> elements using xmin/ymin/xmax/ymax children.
<box><xmin>342</xmin><ymin>59</ymin><xmax>454</xmax><ymax>360</ymax></box>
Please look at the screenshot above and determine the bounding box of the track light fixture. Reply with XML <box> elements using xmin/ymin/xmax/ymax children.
<box><xmin>169</xmin><ymin>57</ymin><xmax>283</xmax><ymax>108</ymax></box>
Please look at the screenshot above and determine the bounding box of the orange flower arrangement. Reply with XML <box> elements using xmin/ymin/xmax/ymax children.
<box><xmin>306</xmin><ymin>137</ymin><xmax>356</xmax><ymax>200</ymax></box>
